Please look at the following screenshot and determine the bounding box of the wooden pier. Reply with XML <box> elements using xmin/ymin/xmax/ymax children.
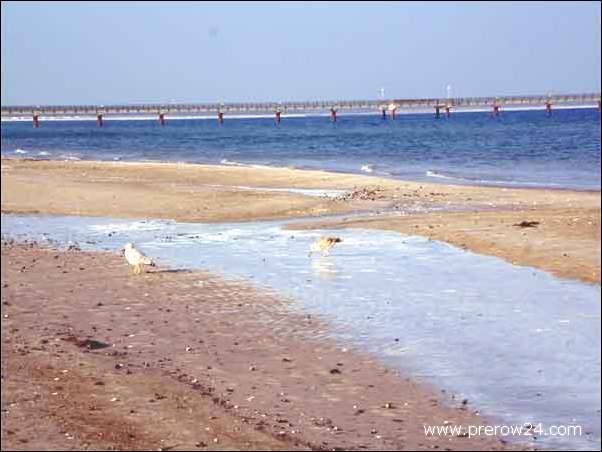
<box><xmin>1</xmin><ymin>92</ymin><xmax>600</xmax><ymax>125</ymax></box>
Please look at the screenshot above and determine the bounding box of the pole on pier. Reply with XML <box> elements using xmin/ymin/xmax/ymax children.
<box><xmin>218</xmin><ymin>111</ymin><xmax>224</xmax><ymax>125</ymax></box>
<box><xmin>275</xmin><ymin>109</ymin><xmax>282</xmax><ymax>125</ymax></box>
<box><xmin>32</xmin><ymin>114</ymin><xmax>40</xmax><ymax>128</ymax></box>
<box><xmin>381</xmin><ymin>108</ymin><xmax>387</xmax><ymax>120</ymax></box>
<box><xmin>159</xmin><ymin>112</ymin><xmax>166</xmax><ymax>126</ymax></box>
<box><xmin>390</xmin><ymin>106</ymin><xmax>397</xmax><ymax>120</ymax></box>
<box><xmin>96</xmin><ymin>113</ymin><xmax>103</xmax><ymax>127</ymax></box>
<box><xmin>330</xmin><ymin>107</ymin><xmax>337</xmax><ymax>122</ymax></box>
<box><xmin>445</xmin><ymin>105</ymin><xmax>451</xmax><ymax>118</ymax></box>
<box><xmin>435</xmin><ymin>105</ymin><xmax>441</xmax><ymax>119</ymax></box>
<box><xmin>545</xmin><ymin>101</ymin><xmax>552</xmax><ymax>116</ymax></box>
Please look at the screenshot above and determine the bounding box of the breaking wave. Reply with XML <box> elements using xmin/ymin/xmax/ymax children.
<box><xmin>426</xmin><ymin>170</ymin><xmax>563</xmax><ymax>187</ymax></box>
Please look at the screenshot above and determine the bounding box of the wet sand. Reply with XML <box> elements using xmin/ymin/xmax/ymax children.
<box><xmin>1</xmin><ymin>158</ymin><xmax>600</xmax><ymax>283</ymax></box>
<box><xmin>1</xmin><ymin>243</ymin><xmax>516</xmax><ymax>451</ymax></box>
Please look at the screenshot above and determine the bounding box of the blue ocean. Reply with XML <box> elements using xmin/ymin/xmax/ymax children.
<box><xmin>1</xmin><ymin>107</ymin><xmax>600</xmax><ymax>190</ymax></box>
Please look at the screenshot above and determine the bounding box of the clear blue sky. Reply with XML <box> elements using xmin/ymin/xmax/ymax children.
<box><xmin>1</xmin><ymin>1</ymin><xmax>600</xmax><ymax>105</ymax></box>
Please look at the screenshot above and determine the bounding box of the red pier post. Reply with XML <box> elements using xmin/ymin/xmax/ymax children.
<box><xmin>545</xmin><ymin>101</ymin><xmax>552</xmax><ymax>116</ymax></box>
<box><xmin>391</xmin><ymin>107</ymin><xmax>397</xmax><ymax>120</ymax></box>
<box><xmin>96</xmin><ymin>113</ymin><xmax>103</xmax><ymax>127</ymax></box>
<box><xmin>218</xmin><ymin>111</ymin><xmax>224</xmax><ymax>125</ymax></box>
<box><xmin>159</xmin><ymin>113</ymin><xmax>166</xmax><ymax>126</ymax></box>
<box><xmin>330</xmin><ymin>108</ymin><xmax>337</xmax><ymax>122</ymax></box>
<box><xmin>32</xmin><ymin>114</ymin><xmax>40</xmax><ymax>128</ymax></box>
<box><xmin>445</xmin><ymin>105</ymin><xmax>451</xmax><ymax>118</ymax></box>
<box><xmin>275</xmin><ymin>110</ymin><xmax>282</xmax><ymax>125</ymax></box>
<box><xmin>492</xmin><ymin>104</ymin><xmax>500</xmax><ymax>117</ymax></box>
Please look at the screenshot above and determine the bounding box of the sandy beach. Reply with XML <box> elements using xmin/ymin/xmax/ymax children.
<box><xmin>1</xmin><ymin>243</ymin><xmax>515</xmax><ymax>451</ymax></box>
<box><xmin>1</xmin><ymin>157</ymin><xmax>600</xmax><ymax>450</ymax></box>
<box><xmin>2</xmin><ymin>158</ymin><xmax>600</xmax><ymax>283</ymax></box>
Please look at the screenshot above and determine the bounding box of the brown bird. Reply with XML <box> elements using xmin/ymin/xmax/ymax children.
<box><xmin>309</xmin><ymin>236</ymin><xmax>342</xmax><ymax>257</ymax></box>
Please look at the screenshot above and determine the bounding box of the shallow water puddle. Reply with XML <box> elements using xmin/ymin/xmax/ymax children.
<box><xmin>204</xmin><ymin>184</ymin><xmax>349</xmax><ymax>198</ymax></box>
<box><xmin>2</xmin><ymin>214</ymin><xmax>600</xmax><ymax>450</ymax></box>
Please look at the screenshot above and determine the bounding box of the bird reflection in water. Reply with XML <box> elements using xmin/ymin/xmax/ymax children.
<box><xmin>311</xmin><ymin>256</ymin><xmax>337</xmax><ymax>280</ymax></box>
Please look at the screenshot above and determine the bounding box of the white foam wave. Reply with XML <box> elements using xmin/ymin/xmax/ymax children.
<box><xmin>217</xmin><ymin>159</ymin><xmax>287</xmax><ymax>171</ymax></box>
<box><xmin>14</xmin><ymin>148</ymin><xmax>28</xmax><ymax>154</ymax></box>
<box><xmin>220</xmin><ymin>159</ymin><xmax>248</xmax><ymax>167</ymax></box>
<box><xmin>426</xmin><ymin>170</ymin><xmax>564</xmax><ymax>187</ymax></box>
<box><xmin>426</xmin><ymin>170</ymin><xmax>453</xmax><ymax>180</ymax></box>
<box><xmin>60</xmin><ymin>154</ymin><xmax>82</xmax><ymax>161</ymax></box>
<box><xmin>88</xmin><ymin>220</ymin><xmax>173</xmax><ymax>234</ymax></box>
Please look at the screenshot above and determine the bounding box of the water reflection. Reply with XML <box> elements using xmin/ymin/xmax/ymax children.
<box><xmin>311</xmin><ymin>256</ymin><xmax>338</xmax><ymax>280</ymax></box>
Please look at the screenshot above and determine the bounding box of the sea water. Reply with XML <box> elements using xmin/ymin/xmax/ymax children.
<box><xmin>2</xmin><ymin>108</ymin><xmax>600</xmax><ymax>190</ymax></box>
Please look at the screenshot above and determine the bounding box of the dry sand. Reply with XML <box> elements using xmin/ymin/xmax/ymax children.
<box><xmin>2</xmin><ymin>158</ymin><xmax>600</xmax><ymax>283</ymax></box>
<box><xmin>1</xmin><ymin>243</ymin><xmax>516</xmax><ymax>451</ymax></box>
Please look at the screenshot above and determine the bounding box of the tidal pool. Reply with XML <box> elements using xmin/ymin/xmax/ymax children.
<box><xmin>2</xmin><ymin>213</ymin><xmax>600</xmax><ymax>450</ymax></box>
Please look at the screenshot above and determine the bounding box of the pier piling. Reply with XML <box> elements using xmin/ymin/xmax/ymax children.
<box><xmin>546</xmin><ymin>101</ymin><xmax>552</xmax><ymax>116</ymax></box>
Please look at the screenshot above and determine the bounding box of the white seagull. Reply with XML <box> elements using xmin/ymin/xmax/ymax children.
<box><xmin>122</xmin><ymin>243</ymin><xmax>155</xmax><ymax>274</ymax></box>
